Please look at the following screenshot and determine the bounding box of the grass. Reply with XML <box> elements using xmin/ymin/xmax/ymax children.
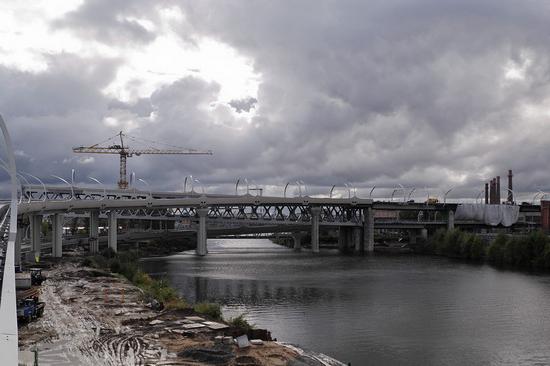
<box><xmin>193</xmin><ymin>302</ymin><xmax>223</xmax><ymax>321</ymax></box>
<box><xmin>227</xmin><ymin>314</ymin><xmax>255</xmax><ymax>332</ymax></box>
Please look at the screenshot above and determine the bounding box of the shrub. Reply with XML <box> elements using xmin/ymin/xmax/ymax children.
<box><xmin>194</xmin><ymin>302</ymin><xmax>222</xmax><ymax>321</ymax></box>
<box><xmin>469</xmin><ymin>236</ymin><xmax>485</xmax><ymax>261</ymax></box>
<box><xmin>228</xmin><ymin>314</ymin><xmax>254</xmax><ymax>332</ymax></box>
<box><xmin>487</xmin><ymin>234</ymin><xmax>507</xmax><ymax>266</ymax></box>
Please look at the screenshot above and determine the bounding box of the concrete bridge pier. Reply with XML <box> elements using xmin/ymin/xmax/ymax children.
<box><xmin>447</xmin><ymin>210</ymin><xmax>455</xmax><ymax>231</ymax></box>
<box><xmin>363</xmin><ymin>207</ymin><xmax>375</xmax><ymax>253</ymax></box>
<box><xmin>338</xmin><ymin>227</ymin><xmax>348</xmax><ymax>252</ymax></box>
<box><xmin>292</xmin><ymin>232</ymin><xmax>303</xmax><ymax>251</ymax></box>
<box><xmin>421</xmin><ymin>228</ymin><xmax>428</xmax><ymax>241</ymax></box>
<box><xmin>89</xmin><ymin>211</ymin><xmax>99</xmax><ymax>254</ymax></box>
<box><xmin>353</xmin><ymin>227</ymin><xmax>362</xmax><ymax>253</ymax></box>
<box><xmin>408</xmin><ymin>229</ymin><xmax>417</xmax><ymax>245</ymax></box>
<box><xmin>52</xmin><ymin>213</ymin><xmax>64</xmax><ymax>257</ymax></box>
<box><xmin>311</xmin><ymin>207</ymin><xmax>321</xmax><ymax>253</ymax></box>
<box><xmin>30</xmin><ymin>214</ymin><xmax>43</xmax><ymax>262</ymax></box>
<box><xmin>196</xmin><ymin>208</ymin><xmax>209</xmax><ymax>256</ymax></box>
<box><xmin>108</xmin><ymin>211</ymin><xmax>117</xmax><ymax>253</ymax></box>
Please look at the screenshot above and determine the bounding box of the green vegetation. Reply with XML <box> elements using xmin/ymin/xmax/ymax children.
<box><xmin>82</xmin><ymin>249</ymin><xmax>187</xmax><ymax>310</ymax></box>
<box><xmin>423</xmin><ymin>229</ymin><xmax>550</xmax><ymax>270</ymax></box>
<box><xmin>227</xmin><ymin>314</ymin><xmax>255</xmax><ymax>333</ymax></box>
<box><xmin>194</xmin><ymin>302</ymin><xmax>223</xmax><ymax>321</ymax></box>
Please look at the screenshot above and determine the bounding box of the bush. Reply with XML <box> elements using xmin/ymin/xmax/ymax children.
<box><xmin>469</xmin><ymin>236</ymin><xmax>485</xmax><ymax>261</ymax></box>
<box><xmin>228</xmin><ymin>314</ymin><xmax>254</xmax><ymax>332</ymax></box>
<box><xmin>487</xmin><ymin>234</ymin><xmax>507</xmax><ymax>266</ymax></box>
<box><xmin>194</xmin><ymin>302</ymin><xmax>222</xmax><ymax>321</ymax></box>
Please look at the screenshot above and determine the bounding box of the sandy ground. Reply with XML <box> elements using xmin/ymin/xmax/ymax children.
<box><xmin>18</xmin><ymin>262</ymin><xmax>345</xmax><ymax>366</ymax></box>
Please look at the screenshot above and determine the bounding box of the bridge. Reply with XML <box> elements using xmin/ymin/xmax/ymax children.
<box><xmin>14</xmin><ymin>182</ymin><xmax>465</xmax><ymax>261</ymax></box>
<box><xmin>0</xmin><ymin>116</ymin><xmax>532</xmax><ymax>364</ymax></box>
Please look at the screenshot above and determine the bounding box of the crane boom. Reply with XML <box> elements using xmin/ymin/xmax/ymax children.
<box><xmin>73</xmin><ymin>131</ymin><xmax>212</xmax><ymax>189</ymax></box>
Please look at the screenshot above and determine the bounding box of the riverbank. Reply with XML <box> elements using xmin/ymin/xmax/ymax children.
<box><xmin>18</xmin><ymin>254</ymin><xmax>346</xmax><ymax>366</ymax></box>
<box><xmin>415</xmin><ymin>229</ymin><xmax>550</xmax><ymax>271</ymax></box>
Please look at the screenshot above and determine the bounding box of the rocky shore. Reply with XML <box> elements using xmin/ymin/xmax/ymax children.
<box><xmin>18</xmin><ymin>258</ymin><xmax>345</xmax><ymax>366</ymax></box>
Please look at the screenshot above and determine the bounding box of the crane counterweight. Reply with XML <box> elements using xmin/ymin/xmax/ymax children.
<box><xmin>73</xmin><ymin>131</ymin><xmax>212</xmax><ymax>189</ymax></box>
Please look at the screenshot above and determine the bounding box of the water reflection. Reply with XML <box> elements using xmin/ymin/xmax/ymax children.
<box><xmin>141</xmin><ymin>238</ymin><xmax>550</xmax><ymax>366</ymax></box>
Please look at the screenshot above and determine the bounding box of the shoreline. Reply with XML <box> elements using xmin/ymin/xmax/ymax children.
<box><xmin>18</xmin><ymin>253</ymin><xmax>346</xmax><ymax>366</ymax></box>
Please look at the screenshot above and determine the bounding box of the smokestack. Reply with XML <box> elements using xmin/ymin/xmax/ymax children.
<box><xmin>497</xmin><ymin>176</ymin><xmax>501</xmax><ymax>204</ymax></box>
<box><xmin>490</xmin><ymin>179</ymin><xmax>495</xmax><ymax>204</ymax></box>
<box><xmin>508</xmin><ymin>170</ymin><xmax>513</xmax><ymax>203</ymax></box>
<box><xmin>485</xmin><ymin>183</ymin><xmax>489</xmax><ymax>204</ymax></box>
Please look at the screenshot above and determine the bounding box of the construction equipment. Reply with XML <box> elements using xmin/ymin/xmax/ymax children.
<box><xmin>30</xmin><ymin>268</ymin><xmax>45</xmax><ymax>286</ymax></box>
<box><xmin>17</xmin><ymin>296</ymin><xmax>45</xmax><ymax>323</ymax></box>
<box><xmin>73</xmin><ymin>131</ymin><xmax>212</xmax><ymax>189</ymax></box>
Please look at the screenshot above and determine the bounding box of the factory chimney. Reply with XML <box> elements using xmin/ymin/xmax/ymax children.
<box><xmin>508</xmin><ymin>170</ymin><xmax>513</xmax><ymax>203</ymax></box>
<box><xmin>496</xmin><ymin>176</ymin><xmax>501</xmax><ymax>204</ymax></box>
<box><xmin>485</xmin><ymin>183</ymin><xmax>489</xmax><ymax>204</ymax></box>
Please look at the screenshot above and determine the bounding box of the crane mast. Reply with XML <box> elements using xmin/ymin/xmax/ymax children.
<box><xmin>73</xmin><ymin>131</ymin><xmax>212</xmax><ymax>189</ymax></box>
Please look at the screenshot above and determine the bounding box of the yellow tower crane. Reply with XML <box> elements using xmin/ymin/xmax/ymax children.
<box><xmin>73</xmin><ymin>131</ymin><xmax>212</xmax><ymax>189</ymax></box>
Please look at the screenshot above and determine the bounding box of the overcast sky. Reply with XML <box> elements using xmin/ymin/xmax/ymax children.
<box><xmin>1</xmin><ymin>0</ymin><xmax>549</xmax><ymax>201</ymax></box>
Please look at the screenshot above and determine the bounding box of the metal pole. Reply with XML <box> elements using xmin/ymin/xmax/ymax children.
<box><xmin>51</xmin><ymin>174</ymin><xmax>74</xmax><ymax>200</ymax></box>
<box><xmin>88</xmin><ymin>177</ymin><xmax>106</xmax><ymax>200</ymax></box>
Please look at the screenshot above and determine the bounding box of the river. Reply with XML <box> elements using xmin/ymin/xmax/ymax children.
<box><xmin>140</xmin><ymin>238</ymin><xmax>550</xmax><ymax>366</ymax></box>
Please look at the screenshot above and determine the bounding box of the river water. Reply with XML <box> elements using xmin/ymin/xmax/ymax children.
<box><xmin>140</xmin><ymin>239</ymin><xmax>550</xmax><ymax>366</ymax></box>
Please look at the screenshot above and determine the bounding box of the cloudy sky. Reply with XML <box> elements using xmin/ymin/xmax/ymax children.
<box><xmin>1</xmin><ymin>0</ymin><xmax>549</xmax><ymax>201</ymax></box>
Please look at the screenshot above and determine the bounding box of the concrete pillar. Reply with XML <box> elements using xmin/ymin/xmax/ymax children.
<box><xmin>363</xmin><ymin>207</ymin><xmax>375</xmax><ymax>253</ymax></box>
<box><xmin>310</xmin><ymin>207</ymin><xmax>321</xmax><ymax>253</ymax></box>
<box><xmin>30</xmin><ymin>214</ymin><xmax>43</xmax><ymax>262</ymax></box>
<box><xmin>292</xmin><ymin>233</ymin><xmax>302</xmax><ymax>251</ymax></box>
<box><xmin>196</xmin><ymin>208</ymin><xmax>209</xmax><ymax>256</ymax></box>
<box><xmin>447</xmin><ymin>210</ymin><xmax>455</xmax><ymax>231</ymax></box>
<box><xmin>338</xmin><ymin>227</ymin><xmax>347</xmax><ymax>252</ymax></box>
<box><xmin>52</xmin><ymin>213</ymin><xmax>64</xmax><ymax>258</ymax></box>
<box><xmin>89</xmin><ymin>211</ymin><xmax>99</xmax><ymax>254</ymax></box>
<box><xmin>408</xmin><ymin>229</ymin><xmax>417</xmax><ymax>245</ymax></box>
<box><xmin>421</xmin><ymin>228</ymin><xmax>428</xmax><ymax>241</ymax></box>
<box><xmin>353</xmin><ymin>227</ymin><xmax>362</xmax><ymax>253</ymax></box>
<box><xmin>108</xmin><ymin>211</ymin><xmax>117</xmax><ymax>253</ymax></box>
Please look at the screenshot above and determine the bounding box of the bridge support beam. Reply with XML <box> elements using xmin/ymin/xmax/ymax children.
<box><xmin>447</xmin><ymin>210</ymin><xmax>455</xmax><ymax>231</ymax></box>
<box><xmin>292</xmin><ymin>233</ymin><xmax>302</xmax><ymax>251</ymax></box>
<box><xmin>311</xmin><ymin>207</ymin><xmax>321</xmax><ymax>253</ymax></box>
<box><xmin>30</xmin><ymin>214</ymin><xmax>43</xmax><ymax>262</ymax></box>
<box><xmin>338</xmin><ymin>227</ymin><xmax>347</xmax><ymax>252</ymax></box>
<box><xmin>108</xmin><ymin>211</ymin><xmax>117</xmax><ymax>253</ymax></box>
<box><xmin>363</xmin><ymin>207</ymin><xmax>374</xmax><ymax>253</ymax></box>
<box><xmin>353</xmin><ymin>227</ymin><xmax>362</xmax><ymax>253</ymax></box>
<box><xmin>89</xmin><ymin>211</ymin><xmax>99</xmax><ymax>254</ymax></box>
<box><xmin>196</xmin><ymin>208</ymin><xmax>209</xmax><ymax>256</ymax></box>
<box><xmin>52</xmin><ymin>213</ymin><xmax>64</xmax><ymax>258</ymax></box>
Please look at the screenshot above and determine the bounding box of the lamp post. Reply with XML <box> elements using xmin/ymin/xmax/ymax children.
<box><xmin>88</xmin><ymin>177</ymin><xmax>106</xmax><ymax>200</ymax></box>
<box><xmin>329</xmin><ymin>185</ymin><xmax>336</xmax><ymax>198</ymax></box>
<box><xmin>235</xmin><ymin>178</ymin><xmax>240</xmax><ymax>196</ymax></box>
<box><xmin>138</xmin><ymin>178</ymin><xmax>151</xmax><ymax>198</ymax></box>
<box><xmin>21</xmin><ymin>172</ymin><xmax>47</xmax><ymax>201</ymax></box>
<box><xmin>369</xmin><ymin>186</ymin><xmax>376</xmax><ymax>199</ymax></box>
<box><xmin>51</xmin><ymin>174</ymin><xmax>74</xmax><ymax>200</ymax></box>
<box><xmin>407</xmin><ymin>188</ymin><xmax>416</xmax><ymax>201</ymax></box>
<box><xmin>443</xmin><ymin>187</ymin><xmax>454</xmax><ymax>206</ymax></box>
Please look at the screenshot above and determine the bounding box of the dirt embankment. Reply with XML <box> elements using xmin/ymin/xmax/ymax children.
<box><xmin>18</xmin><ymin>261</ymin><xmax>343</xmax><ymax>366</ymax></box>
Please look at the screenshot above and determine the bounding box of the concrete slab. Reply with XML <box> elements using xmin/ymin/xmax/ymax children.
<box><xmin>181</xmin><ymin>323</ymin><xmax>206</xmax><ymax>329</ymax></box>
<box><xmin>202</xmin><ymin>321</ymin><xmax>229</xmax><ymax>330</ymax></box>
<box><xmin>185</xmin><ymin>316</ymin><xmax>205</xmax><ymax>322</ymax></box>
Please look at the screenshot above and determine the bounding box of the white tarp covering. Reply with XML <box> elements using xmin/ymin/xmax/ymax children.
<box><xmin>455</xmin><ymin>204</ymin><xmax>519</xmax><ymax>227</ymax></box>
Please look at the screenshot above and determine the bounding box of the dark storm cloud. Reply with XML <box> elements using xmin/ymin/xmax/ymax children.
<box><xmin>228</xmin><ymin>97</ymin><xmax>257</xmax><ymax>113</ymax></box>
<box><xmin>3</xmin><ymin>0</ymin><xmax>550</xmax><ymax>200</ymax></box>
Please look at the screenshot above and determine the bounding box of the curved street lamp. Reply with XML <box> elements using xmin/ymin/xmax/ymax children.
<box><xmin>329</xmin><ymin>185</ymin><xmax>336</xmax><ymax>198</ymax></box>
<box><xmin>390</xmin><ymin>188</ymin><xmax>398</xmax><ymax>202</ymax></box>
<box><xmin>51</xmin><ymin>174</ymin><xmax>74</xmax><ymax>200</ymax></box>
<box><xmin>21</xmin><ymin>172</ymin><xmax>47</xmax><ymax>201</ymax></box>
<box><xmin>369</xmin><ymin>186</ymin><xmax>376</xmax><ymax>199</ymax></box>
<box><xmin>407</xmin><ymin>188</ymin><xmax>416</xmax><ymax>201</ymax></box>
<box><xmin>398</xmin><ymin>184</ymin><xmax>406</xmax><ymax>203</ymax></box>
<box><xmin>88</xmin><ymin>177</ymin><xmax>106</xmax><ymax>200</ymax></box>
<box><xmin>475</xmin><ymin>189</ymin><xmax>484</xmax><ymax>204</ymax></box>
<box><xmin>138</xmin><ymin>178</ymin><xmax>151</xmax><ymax>197</ymax></box>
<box><xmin>443</xmin><ymin>187</ymin><xmax>454</xmax><ymax>206</ymax></box>
<box><xmin>193</xmin><ymin>178</ymin><xmax>205</xmax><ymax>195</ymax></box>
<box><xmin>296</xmin><ymin>180</ymin><xmax>302</xmax><ymax>197</ymax></box>
<box><xmin>235</xmin><ymin>178</ymin><xmax>240</xmax><ymax>196</ymax></box>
